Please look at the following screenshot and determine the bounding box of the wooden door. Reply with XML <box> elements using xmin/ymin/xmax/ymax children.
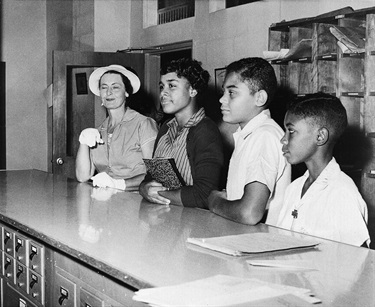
<box><xmin>52</xmin><ymin>51</ymin><xmax>158</xmax><ymax>179</ymax></box>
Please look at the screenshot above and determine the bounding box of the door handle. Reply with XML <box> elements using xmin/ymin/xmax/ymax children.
<box><xmin>56</xmin><ymin>158</ymin><xmax>64</xmax><ymax>165</ymax></box>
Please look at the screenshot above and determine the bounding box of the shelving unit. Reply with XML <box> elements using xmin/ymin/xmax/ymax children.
<box><xmin>268</xmin><ymin>6</ymin><xmax>375</xmax><ymax>248</ymax></box>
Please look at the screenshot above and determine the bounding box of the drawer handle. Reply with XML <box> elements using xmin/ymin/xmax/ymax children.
<box><xmin>59</xmin><ymin>287</ymin><xmax>69</xmax><ymax>305</ymax></box>
<box><xmin>16</xmin><ymin>242</ymin><xmax>22</xmax><ymax>252</ymax></box>
<box><xmin>29</xmin><ymin>250</ymin><xmax>37</xmax><ymax>261</ymax></box>
<box><xmin>30</xmin><ymin>279</ymin><xmax>37</xmax><ymax>289</ymax></box>
<box><xmin>58</xmin><ymin>293</ymin><xmax>68</xmax><ymax>305</ymax></box>
<box><xmin>17</xmin><ymin>268</ymin><xmax>23</xmax><ymax>278</ymax></box>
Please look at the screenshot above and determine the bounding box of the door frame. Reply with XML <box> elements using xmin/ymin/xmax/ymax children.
<box><xmin>143</xmin><ymin>40</ymin><xmax>192</xmax><ymax>111</ymax></box>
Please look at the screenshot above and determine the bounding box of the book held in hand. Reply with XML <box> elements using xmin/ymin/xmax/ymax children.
<box><xmin>143</xmin><ymin>158</ymin><xmax>186</xmax><ymax>190</ymax></box>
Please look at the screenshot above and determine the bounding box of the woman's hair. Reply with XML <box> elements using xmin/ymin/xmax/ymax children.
<box><xmin>100</xmin><ymin>70</ymin><xmax>134</xmax><ymax>95</ymax></box>
<box><xmin>288</xmin><ymin>92</ymin><xmax>348</xmax><ymax>143</ymax></box>
<box><xmin>160</xmin><ymin>58</ymin><xmax>210</xmax><ymax>94</ymax></box>
<box><xmin>225</xmin><ymin>57</ymin><xmax>277</xmax><ymax>107</ymax></box>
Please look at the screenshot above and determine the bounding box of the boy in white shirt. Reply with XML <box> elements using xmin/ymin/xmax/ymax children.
<box><xmin>208</xmin><ymin>57</ymin><xmax>291</xmax><ymax>225</ymax></box>
<box><xmin>276</xmin><ymin>93</ymin><xmax>370</xmax><ymax>247</ymax></box>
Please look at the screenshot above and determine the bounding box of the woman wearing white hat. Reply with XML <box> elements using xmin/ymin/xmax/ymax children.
<box><xmin>75</xmin><ymin>65</ymin><xmax>159</xmax><ymax>191</ymax></box>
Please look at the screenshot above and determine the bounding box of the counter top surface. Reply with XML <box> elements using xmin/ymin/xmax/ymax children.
<box><xmin>0</xmin><ymin>170</ymin><xmax>374</xmax><ymax>306</ymax></box>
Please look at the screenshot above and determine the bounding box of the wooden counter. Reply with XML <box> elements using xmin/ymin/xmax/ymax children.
<box><xmin>0</xmin><ymin>170</ymin><xmax>374</xmax><ymax>306</ymax></box>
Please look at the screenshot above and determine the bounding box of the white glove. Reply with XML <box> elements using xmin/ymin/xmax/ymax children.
<box><xmin>79</xmin><ymin>128</ymin><xmax>104</xmax><ymax>147</ymax></box>
<box><xmin>91</xmin><ymin>172</ymin><xmax>126</xmax><ymax>190</ymax></box>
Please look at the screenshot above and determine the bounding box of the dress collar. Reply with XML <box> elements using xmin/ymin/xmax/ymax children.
<box><xmin>100</xmin><ymin>107</ymin><xmax>138</xmax><ymax>129</ymax></box>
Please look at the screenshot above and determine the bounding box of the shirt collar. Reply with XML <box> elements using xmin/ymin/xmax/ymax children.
<box><xmin>303</xmin><ymin>157</ymin><xmax>340</xmax><ymax>187</ymax></box>
<box><xmin>167</xmin><ymin>107</ymin><xmax>206</xmax><ymax>129</ymax></box>
<box><xmin>234</xmin><ymin>109</ymin><xmax>271</xmax><ymax>139</ymax></box>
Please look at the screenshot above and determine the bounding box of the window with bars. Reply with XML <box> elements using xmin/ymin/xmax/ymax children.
<box><xmin>226</xmin><ymin>0</ymin><xmax>260</xmax><ymax>9</ymax></box>
<box><xmin>158</xmin><ymin>0</ymin><xmax>195</xmax><ymax>25</ymax></box>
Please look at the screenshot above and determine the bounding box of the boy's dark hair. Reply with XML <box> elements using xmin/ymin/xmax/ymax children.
<box><xmin>225</xmin><ymin>57</ymin><xmax>277</xmax><ymax>107</ymax></box>
<box><xmin>160</xmin><ymin>58</ymin><xmax>210</xmax><ymax>94</ymax></box>
<box><xmin>288</xmin><ymin>92</ymin><xmax>348</xmax><ymax>143</ymax></box>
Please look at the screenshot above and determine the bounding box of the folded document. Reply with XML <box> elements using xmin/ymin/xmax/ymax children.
<box><xmin>187</xmin><ymin>232</ymin><xmax>319</xmax><ymax>256</ymax></box>
<box><xmin>133</xmin><ymin>274</ymin><xmax>321</xmax><ymax>306</ymax></box>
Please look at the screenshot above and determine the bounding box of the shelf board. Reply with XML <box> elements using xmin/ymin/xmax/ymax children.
<box><xmin>317</xmin><ymin>53</ymin><xmax>337</xmax><ymax>61</ymax></box>
<box><xmin>341</xmin><ymin>92</ymin><xmax>364</xmax><ymax>97</ymax></box>
<box><xmin>270</xmin><ymin>57</ymin><xmax>312</xmax><ymax>64</ymax></box>
<box><xmin>291</xmin><ymin>57</ymin><xmax>312</xmax><ymax>63</ymax></box>
<box><xmin>271</xmin><ymin>54</ymin><xmax>336</xmax><ymax>64</ymax></box>
<box><xmin>296</xmin><ymin>92</ymin><xmax>336</xmax><ymax>97</ymax></box>
<box><xmin>342</xmin><ymin>53</ymin><xmax>365</xmax><ymax>59</ymax></box>
<box><xmin>270</xmin><ymin>59</ymin><xmax>288</xmax><ymax>65</ymax></box>
<box><xmin>269</xmin><ymin>7</ymin><xmax>352</xmax><ymax>31</ymax></box>
<box><xmin>365</xmin><ymin>172</ymin><xmax>375</xmax><ymax>179</ymax></box>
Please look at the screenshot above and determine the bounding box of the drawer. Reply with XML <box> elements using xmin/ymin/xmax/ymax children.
<box><xmin>15</xmin><ymin>262</ymin><xmax>27</xmax><ymax>293</ymax></box>
<box><xmin>28</xmin><ymin>270</ymin><xmax>44</xmax><ymax>305</ymax></box>
<box><xmin>28</xmin><ymin>241</ymin><xmax>44</xmax><ymax>275</ymax></box>
<box><xmin>80</xmin><ymin>288</ymin><xmax>104</xmax><ymax>307</ymax></box>
<box><xmin>3</xmin><ymin>227</ymin><xmax>14</xmax><ymax>256</ymax></box>
<box><xmin>15</xmin><ymin>233</ymin><xmax>28</xmax><ymax>265</ymax></box>
<box><xmin>54</xmin><ymin>268</ymin><xmax>77</xmax><ymax>307</ymax></box>
<box><xmin>3</xmin><ymin>282</ymin><xmax>38</xmax><ymax>307</ymax></box>
<box><xmin>3</xmin><ymin>254</ymin><xmax>15</xmax><ymax>284</ymax></box>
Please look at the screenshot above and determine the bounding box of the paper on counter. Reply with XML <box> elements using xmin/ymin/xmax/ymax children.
<box><xmin>132</xmin><ymin>275</ymin><xmax>320</xmax><ymax>306</ymax></box>
<box><xmin>247</xmin><ymin>259</ymin><xmax>315</xmax><ymax>271</ymax></box>
<box><xmin>187</xmin><ymin>232</ymin><xmax>320</xmax><ymax>256</ymax></box>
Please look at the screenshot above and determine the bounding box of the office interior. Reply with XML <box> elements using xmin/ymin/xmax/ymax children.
<box><xmin>1</xmin><ymin>0</ymin><xmax>375</xmax><ymax>305</ymax></box>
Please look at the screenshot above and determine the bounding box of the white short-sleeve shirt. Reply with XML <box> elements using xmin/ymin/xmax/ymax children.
<box><xmin>226</xmin><ymin>110</ymin><xmax>291</xmax><ymax>225</ymax></box>
<box><xmin>276</xmin><ymin>158</ymin><xmax>370</xmax><ymax>247</ymax></box>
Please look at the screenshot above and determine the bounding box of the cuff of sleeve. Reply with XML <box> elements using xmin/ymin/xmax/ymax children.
<box><xmin>114</xmin><ymin>179</ymin><xmax>126</xmax><ymax>190</ymax></box>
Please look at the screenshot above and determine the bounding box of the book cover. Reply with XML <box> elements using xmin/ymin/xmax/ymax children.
<box><xmin>143</xmin><ymin>158</ymin><xmax>186</xmax><ymax>190</ymax></box>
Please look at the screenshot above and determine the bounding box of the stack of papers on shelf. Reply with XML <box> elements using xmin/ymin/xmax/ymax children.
<box><xmin>263</xmin><ymin>49</ymin><xmax>290</xmax><ymax>60</ymax></box>
<box><xmin>186</xmin><ymin>232</ymin><xmax>320</xmax><ymax>256</ymax></box>
<box><xmin>132</xmin><ymin>275</ymin><xmax>321</xmax><ymax>306</ymax></box>
<box><xmin>329</xmin><ymin>26</ymin><xmax>365</xmax><ymax>53</ymax></box>
<box><xmin>263</xmin><ymin>39</ymin><xmax>312</xmax><ymax>62</ymax></box>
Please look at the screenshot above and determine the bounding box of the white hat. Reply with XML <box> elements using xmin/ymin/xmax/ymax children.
<box><xmin>88</xmin><ymin>64</ymin><xmax>141</xmax><ymax>96</ymax></box>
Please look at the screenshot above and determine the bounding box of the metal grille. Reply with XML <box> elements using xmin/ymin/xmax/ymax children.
<box><xmin>158</xmin><ymin>2</ymin><xmax>194</xmax><ymax>25</ymax></box>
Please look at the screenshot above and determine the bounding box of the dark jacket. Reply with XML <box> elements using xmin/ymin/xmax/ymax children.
<box><xmin>146</xmin><ymin>117</ymin><xmax>224</xmax><ymax>209</ymax></box>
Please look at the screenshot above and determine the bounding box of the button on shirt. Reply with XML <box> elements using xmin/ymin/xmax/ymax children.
<box><xmin>226</xmin><ymin>110</ymin><xmax>291</xmax><ymax>225</ymax></box>
<box><xmin>276</xmin><ymin>158</ymin><xmax>370</xmax><ymax>246</ymax></box>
